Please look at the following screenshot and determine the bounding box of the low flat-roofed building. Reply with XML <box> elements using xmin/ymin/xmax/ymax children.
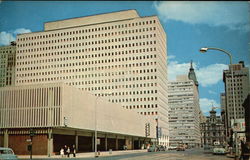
<box><xmin>0</xmin><ymin>83</ymin><xmax>156</xmax><ymax>155</ymax></box>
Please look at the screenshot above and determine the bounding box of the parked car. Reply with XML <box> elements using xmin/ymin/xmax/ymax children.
<box><xmin>147</xmin><ymin>145</ymin><xmax>157</xmax><ymax>152</ymax></box>
<box><xmin>176</xmin><ymin>145</ymin><xmax>185</xmax><ymax>151</ymax></box>
<box><xmin>168</xmin><ymin>146</ymin><xmax>177</xmax><ymax>150</ymax></box>
<box><xmin>157</xmin><ymin>145</ymin><xmax>166</xmax><ymax>151</ymax></box>
<box><xmin>213</xmin><ymin>145</ymin><xmax>226</xmax><ymax>155</ymax></box>
<box><xmin>0</xmin><ymin>147</ymin><xmax>18</xmax><ymax>160</ymax></box>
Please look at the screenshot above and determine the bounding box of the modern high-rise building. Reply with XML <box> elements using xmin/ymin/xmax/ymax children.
<box><xmin>0</xmin><ymin>42</ymin><xmax>16</xmax><ymax>87</ymax></box>
<box><xmin>168</xmin><ymin>62</ymin><xmax>201</xmax><ymax>148</ymax></box>
<box><xmin>14</xmin><ymin>10</ymin><xmax>169</xmax><ymax>145</ymax></box>
<box><xmin>223</xmin><ymin>61</ymin><xmax>250</xmax><ymax>128</ymax></box>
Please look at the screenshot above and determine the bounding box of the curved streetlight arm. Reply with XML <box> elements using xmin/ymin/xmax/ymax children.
<box><xmin>200</xmin><ymin>47</ymin><xmax>232</xmax><ymax>64</ymax></box>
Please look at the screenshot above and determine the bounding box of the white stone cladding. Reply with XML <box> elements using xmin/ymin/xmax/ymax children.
<box><xmin>0</xmin><ymin>83</ymin><xmax>156</xmax><ymax>138</ymax></box>
<box><xmin>15</xmin><ymin>10</ymin><xmax>169</xmax><ymax>146</ymax></box>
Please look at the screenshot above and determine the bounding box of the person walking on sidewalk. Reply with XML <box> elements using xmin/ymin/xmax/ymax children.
<box><xmin>63</xmin><ymin>145</ymin><xmax>67</xmax><ymax>157</ymax></box>
<box><xmin>60</xmin><ymin>148</ymin><xmax>64</xmax><ymax>157</ymax></box>
<box><xmin>67</xmin><ymin>146</ymin><xmax>70</xmax><ymax>158</ymax></box>
<box><xmin>72</xmin><ymin>145</ymin><xmax>76</xmax><ymax>157</ymax></box>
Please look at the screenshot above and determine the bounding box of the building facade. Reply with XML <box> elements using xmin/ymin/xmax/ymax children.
<box><xmin>243</xmin><ymin>94</ymin><xmax>250</xmax><ymax>143</ymax></box>
<box><xmin>0</xmin><ymin>42</ymin><xmax>16</xmax><ymax>87</ymax></box>
<box><xmin>168</xmin><ymin>62</ymin><xmax>201</xmax><ymax>148</ymax></box>
<box><xmin>200</xmin><ymin>109</ymin><xmax>226</xmax><ymax>146</ymax></box>
<box><xmin>0</xmin><ymin>10</ymin><xmax>169</xmax><ymax>154</ymax></box>
<box><xmin>0</xmin><ymin>83</ymin><xmax>156</xmax><ymax>155</ymax></box>
<box><xmin>220</xmin><ymin>93</ymin><xmax>228</xmax><ymax>140</ymax></box>
<box><xmin>223</xmin><ymin>61</ymin><xmax>250</xmax><ymax>129</ymax></box>
<box><xmin>14</xmin><ymin>10</ymin><xmax>169</xmax><ymax>146</ymax></box>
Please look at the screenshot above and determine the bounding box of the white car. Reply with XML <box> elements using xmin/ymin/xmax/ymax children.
<box><xmin>213</xmin><ymin>145</ymin><xmax>226</xmax><ymax>155</ymax></box>
<box><xmin>0</xmin><ymin>147</ymin><xmax>18</xmax><ymax>160</ymax></box>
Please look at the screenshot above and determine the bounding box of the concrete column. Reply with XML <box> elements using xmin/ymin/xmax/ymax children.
<box><xmin>3</xmin><ymin>129</ymin><xmax>8</xmax><ymax>147</ymax></box>
<box><xmin>92</xmin><ymin>133</ymin><xmax>95</xmax><ymax>152</ymax></box>
<box><xmin>105</xmin><ymin>134</ymin><xmax>108</xmax><ymax>151</ymax></box>
<box><xmin>115</xmin><ymin>136</ymin><xmax>118</xmax><ymax>150</ymax></box>
<box><xmin>132</xmin><ymin>138</ymin><xmax>134</xmax><ymax>150</ymax></box>
<box><xmin>47</xmin><ymin>128</ymin><xmax>53</xmax><ymax>157</ymax></box>
<box><xmin>139</xmin><ymin>140</ymin><xmax>141</xmax><ymax>149</ymax></box>
<box><xmin>75</xmin><ymin>132</ymin><xmax>78</xmax><ymax>152</ymax></box>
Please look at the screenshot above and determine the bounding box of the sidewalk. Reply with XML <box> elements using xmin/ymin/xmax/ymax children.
<box><xmin>18</xmin><ymin>149</ymin><xmax>148</xmax><ymax>159</ymax></box>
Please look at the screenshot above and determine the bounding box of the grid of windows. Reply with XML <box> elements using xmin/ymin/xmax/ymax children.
<box><xmin>15</xmin><ymin>13</ymin><xmax>169</xmax><ymax>145</ymax></box>
<box><xmin>168</xmin><ymin>76</ymin><xmax>201</xmax><ymax>147</ymax></box>
<box><xmin>0</xmin><ymin>46</ymin><xmax>16</xmax><ymax>87</ymax></box>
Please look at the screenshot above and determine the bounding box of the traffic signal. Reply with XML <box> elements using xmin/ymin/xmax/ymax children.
<box><xmin>145</xmin><ymin>123</ymin><xmax>150</xmax><ymax>137</ymax></box>
<box><xmin>157</xmin><ymin>127</ymin><xmax>162</xmax><ymax>138</ymax></box>
<box><xmin>29</xmin><ymin>129</ymin><xmax>35</xmax><ymax>137</ymax></box>
<box><xmin>27</xmin><ymin>144</ymin><xmax>32</xmax><ymax>151</ymax></box>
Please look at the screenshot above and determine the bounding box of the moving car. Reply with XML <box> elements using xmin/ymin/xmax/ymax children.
<box><xmin>0</xmin><ymin>147</ymin><xmax>18</xmax><ymax>160</ymax></box>
<box><xmin>213</xmin><ymin>145</ymin><xmax>226</xmax><ymax>155</ymax></box>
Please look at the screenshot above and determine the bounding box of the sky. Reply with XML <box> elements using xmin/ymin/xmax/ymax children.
<box><xmin>0</xmin><ymin>1</ymin><xmax>249</xmax><ymax>116</ymax></box>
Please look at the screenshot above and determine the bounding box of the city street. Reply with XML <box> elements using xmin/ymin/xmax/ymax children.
<box><xmin>19</xmin><ymin>149</ymin><xmax>233</xmax><ymax>160</ymax></box>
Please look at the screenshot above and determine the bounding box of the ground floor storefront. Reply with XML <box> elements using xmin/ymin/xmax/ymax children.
<box><xmin>0</xmin><ymin>127</ymin><xmax>152</xmax><ymax>155</ymax></box>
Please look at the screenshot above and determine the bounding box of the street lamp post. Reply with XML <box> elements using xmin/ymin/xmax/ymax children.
<box><xmin>199</xmin><ymin>47</ymin><xmax>237</xmax><ymax>159</ymax></box>
<box><xmin>94</xmin><ymin>93</ymin><xmax>112</xmax><ymax>158</ymax></box>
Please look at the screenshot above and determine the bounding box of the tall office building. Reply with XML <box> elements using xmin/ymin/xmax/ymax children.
<box><xmin>0</xmin><ymin>42</ymin><xmax>16</xmax><ymax>87</ymax></box>
<box><xmin>223</xmin><ymin>61</ymin><xmax>250</xmax><ymax>128</ymax></box>
<box><xmin>15</xmin><ymin>10</ymin><xmax>169</xmax><ymax>145</ymax></box>
<box><xmin>168</xmin><ymin>62</ymin><xmax>201</xmax><ymax>148</ymax></box>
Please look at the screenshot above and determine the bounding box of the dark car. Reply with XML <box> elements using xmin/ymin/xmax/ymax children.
<box><xmin>157</xmin><ymin>145</ymin><xmax>166</xmax><ymax>151</ymax></box>
<box><xmin>176</xmin><ymin>145</ymin><xmax>185</xmax><ymax>151</ymax></box>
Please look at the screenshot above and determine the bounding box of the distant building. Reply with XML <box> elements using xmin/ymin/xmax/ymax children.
<box><xmin>220</xmin><ymin>93</ymin><xmax>228</xmax><ymax>138</ymax></box>
<box><xmin>0</xmin><ymin>42</ymin><xmax>16</xmax><ymax>87</ymax></box>
<box><xmin>200</xmin><ymin>108</ymin><xmax>226</xmax><ymax>146</ymax></box>
<box><xmin>168</xmin><ymin>62</ymin><xmax>201</xmax><ymax>148</ymax></box>
<box><xmin>223</xmin><ymin>61</ymin><xmax>249</xmax><ymax>128</ymax></box>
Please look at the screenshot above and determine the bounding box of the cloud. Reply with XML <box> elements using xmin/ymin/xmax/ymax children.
<box><xmin>168</xmin><ymin>60</ymin><xmax>228</xmax><ymax>87</ymax></box>
<box><xmin>168</xmin><ymin>55</ymin><xmax>176</xmax><ymax>60</ymax></box>
<box><xmin>196</xmin><ymin>64</ymin><xmax>228</xmax><ymax>87</ymax></box>
<box><xmin>200</xmin><ymin>98</ymin><xmax>220</xmax><ymax>115</ymax></box>
<box><xmin>13</xmin><ymin>28</ymin><xmax>31</xmax><ymax>35</ymax></box>
<box><xmin>0</xmin><ymin>28</ymin><xmax>31</xmax><ymax>46</ymax></box>
<box><xmin>168</xmin><ymin>61</ymin><xmax>191</xmax><ymax>80</ymax></box>
<box><xmin>154</xmin><ymin>1</ymin><xmax>250</xmax><ymax>31</ymax></box>
<box><xmin>0</xmin><ymin>32</ymin><xmax>15</xmax><ymax>46</ymax></box>
<box><xmin>208</xmin><ymin>90</ymin><xmax>217</xmax><ymax>95</ymax></box>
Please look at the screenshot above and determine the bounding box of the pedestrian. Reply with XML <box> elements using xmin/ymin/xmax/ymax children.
<box><xmin>67</xmin><ymin>146</ymin><xmax>70</xmax><ymax>158</ymax></box>
<box><xmin>72</xmin><ymin>145</ymin><xmax>76</xmax><ymax>157</ymax></box>
<box><xmin>64</xmin><ymin>145</ymin><xmax>67</xmax><ymax>157</ymax></box>
<box><xmin>60</xmin><ymin>148</ymin><xmax>64</xmax><ymax>157</ymax></box>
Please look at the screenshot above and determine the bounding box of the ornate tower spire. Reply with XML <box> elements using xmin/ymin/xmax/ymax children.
<box><xmin>188</xmin><ymin>60</ymin><xmax>199</xmax><ymax>86</ymax></box>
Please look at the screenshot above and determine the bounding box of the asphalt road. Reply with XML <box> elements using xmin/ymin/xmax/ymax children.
<box><xmin>20</xmin><ymin>149</ymin><xmax>233</xmax><ymax>160</ymax></box>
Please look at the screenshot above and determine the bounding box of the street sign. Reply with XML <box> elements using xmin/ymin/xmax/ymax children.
<box><xmin>26</xmin><ymin>139</ymin><xmax>31</xmax><ymax>142</ymax></box>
